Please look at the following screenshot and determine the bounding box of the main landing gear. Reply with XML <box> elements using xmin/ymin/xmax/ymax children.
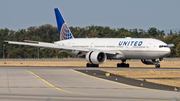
<box><xmin>86</xmin><ymin>63</ymin><xmax>99</xmax><ymax>67</ymax></box>
<box><xmin>117</xmin><ymin>60</ymin><xmax>129</xmax><ymax>67</ymax></box>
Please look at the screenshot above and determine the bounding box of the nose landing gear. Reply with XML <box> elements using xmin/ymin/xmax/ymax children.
<box><xmin>155</xmin><ymin>64</ymin><xmax>160</xmax><ymax>68</ymax></box>
<box><xmin>141</xmin><ymin>59</ymin><xmax>161</xmax><ymax>68</ymax></box>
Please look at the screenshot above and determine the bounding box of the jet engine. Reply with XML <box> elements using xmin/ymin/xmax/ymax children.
<box><xmin>86</xmin><ymin>51</ymin><xmax>107</xmax><ymax>64</ymax></box>
<box><xmin>141</xmin><ymin>59</ymin><xmax>161</xmax><ymax>65</ymax></box>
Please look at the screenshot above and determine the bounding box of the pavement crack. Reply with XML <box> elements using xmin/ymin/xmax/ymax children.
<box><xmin>6</xmin><ymin>68</ymin><xmax>11</xmax><ymax>93</ymax></box>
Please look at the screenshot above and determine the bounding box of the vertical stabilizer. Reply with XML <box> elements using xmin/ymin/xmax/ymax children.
<box><xmin>54</xmin><ymin>8</ymin><xmax>74</xmax><ymax>41</ymax></box>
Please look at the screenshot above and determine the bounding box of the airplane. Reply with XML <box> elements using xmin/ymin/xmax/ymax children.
<box><xmin>6</xmin><ymin>8</ymin><xmax>173</xmax><ymax>68</ymax></box>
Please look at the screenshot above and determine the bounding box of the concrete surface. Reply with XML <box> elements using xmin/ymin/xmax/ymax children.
<box><xmin>0</xmin><ymin>66</ymin><xmax>179</xmax><ymax>101</ymax></box>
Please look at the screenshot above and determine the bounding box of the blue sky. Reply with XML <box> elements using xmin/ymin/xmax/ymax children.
<box><xmin>0</xmin><ymin>0</ymin><xmax>180</xmax><ymax>31</ymax></box>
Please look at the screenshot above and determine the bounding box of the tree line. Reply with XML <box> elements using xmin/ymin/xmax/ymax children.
<box><xmin>0</xmin><ymin>24</ymin><xmax>180</xmax><ymax>58</ymax></box>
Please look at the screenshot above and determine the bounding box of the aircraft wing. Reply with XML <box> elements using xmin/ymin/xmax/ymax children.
<box><xmin>5</xmin><ymin>41</ymin><xmax>117</xmax><ymax>55</ymax></box>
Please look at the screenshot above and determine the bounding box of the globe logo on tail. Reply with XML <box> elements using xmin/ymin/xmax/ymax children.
<box><xmin>60</xmin><ymin>23</ymin><xmax>73</xmax><ymax>40</ymax></box>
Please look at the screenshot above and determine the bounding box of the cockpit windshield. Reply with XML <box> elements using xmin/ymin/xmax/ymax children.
<box><xmin>159</xmin><ymin>45</ymin><xmax>169</xmax><ymax>48</ymax></box>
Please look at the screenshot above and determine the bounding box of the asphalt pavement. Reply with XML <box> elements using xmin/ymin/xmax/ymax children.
<box><xmin>0</xmin><ymin>66</ymin><xmax>179</xmax><ymax>101</ymax></box>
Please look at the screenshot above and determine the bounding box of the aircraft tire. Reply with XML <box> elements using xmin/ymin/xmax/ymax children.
<box><xmin>86</xmin><ymin>63</ymin><xmax>99</xmax><ymax>67</ymax></box>
<box><xmin>117</xmin><ymin>63</ymin><xmax>120</xmax><ymax>67</ymax></box>
<box><xmin>86</xmin><ymin>63</ymin><xmax>91</xmax><ymax>67</ymax></box>
<box><xmin>93</xmin><ymin>64</ymin><xmax>99</xmax><ymax>67</ymax></box>
<box><xmin>155</xmin><ymin>64</ymin><xmax>160</xmax><ymax>68</ymax></box>
<box><xmin>126</xmin><ymin>63</ymin><xmax>129</xmax><ymax>67</ymax></box>
<box><xmin>117</xmin><ymin>63</ymin><xmax>129</xmax><ymax>68</ymax></box>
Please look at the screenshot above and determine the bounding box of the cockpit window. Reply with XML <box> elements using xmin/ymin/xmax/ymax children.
<box><xmin>159</xmin><ymin>45</ymin><xmax>169</xmax><ymax>48</ymax></box>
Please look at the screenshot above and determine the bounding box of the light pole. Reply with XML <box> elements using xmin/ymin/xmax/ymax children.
<box><xmin>3</xmin><ymin>44</ymin><xmax>5</xmax><ymax>59</ymax></box>
<box><xmin>38</xmin><ymin>47</ymin><xmax>39</xmax><ymax>60</ymax></box>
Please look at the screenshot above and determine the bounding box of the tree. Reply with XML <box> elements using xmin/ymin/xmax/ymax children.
<box><xmin>0</xmin><ymin>24</ymin><xmax>180</xmax><ymax>58</ymax></box>
<box><xmin>148</xmin><ymin>27</ymin><xmax>158</xmax><ymax>38</ymax></box>
<box><xmin>175</xmin><ymin>42</ymin><xmax>180</xmax><ymax>57</ymax></box>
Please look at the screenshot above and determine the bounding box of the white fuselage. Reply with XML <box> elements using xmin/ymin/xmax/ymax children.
<box><xmin>54</xmin><ymin>37</ymin><xmax>170</xmax><ymax>60</ymax></box>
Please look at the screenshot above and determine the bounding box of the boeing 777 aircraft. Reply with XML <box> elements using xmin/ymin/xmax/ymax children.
<box><xmin>6</xmin><ymin>8</ymin><xmax>173</xmax><ymax>68</ymax></box>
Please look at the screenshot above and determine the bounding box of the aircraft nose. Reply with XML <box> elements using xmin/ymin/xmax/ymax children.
<box><xmin>164</xmin><ymin>47</ymin><xmax>171</xmax><ymax>56</ymax></box>
<box><xmin>159</xmin><ymin>47</ymin><xmax>171</xmax><ymax>57</ymax></box>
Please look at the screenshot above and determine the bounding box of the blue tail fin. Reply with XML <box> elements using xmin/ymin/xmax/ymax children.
<box><xmin>54</xmin><ymin>8</ymin><xmax>74</xmax><ymax>41</ymax></box>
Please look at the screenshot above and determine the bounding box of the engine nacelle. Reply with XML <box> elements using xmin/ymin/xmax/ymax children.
<box><xmin>86</xmin><ymin>51</ymin><xmax>107</xmax><ymax>64</ymax></box>
<box><xmin>141</xmin><ymin>59</ymin><xmax>160</xmax><ymax>65</ymax></box>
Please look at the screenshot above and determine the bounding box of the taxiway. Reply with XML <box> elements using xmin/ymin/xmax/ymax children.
<box><xmin>0</xmin><ymin>66</ymin><xmax>179</xmax><ymax>101</ymax></box>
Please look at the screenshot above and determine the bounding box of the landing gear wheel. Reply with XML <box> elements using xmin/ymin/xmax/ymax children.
<box><xmin>117</xmin><ymin>59</ymin><xmax>129</xmax><ymax>68</ymax></box>
<box><xmin>126</xmin><ymin>63</ymin><xmax>129</xmax><ymax>67</ymax></box>
<box><xmin>93</xmin><ymin>64</ymin><xmax>99</xmax><ymax>67</ymax></box>
<box><xmin>117</xmin><ymin>63</ymin><xmax>129</xmax><ymax>68</ymax></box>
<box><xmin>86</xmin><ymin>63</ymin><xmax>91</xmax><ymax>67</ymax></box>
<box><xmin>155</xmin><ymin>64</ymin><xmax>160</xmax><ymax>68</ymax></box>
<box><xmin>117</xmin><ymin>63</ymin><xmax>121</xmax><ymax>67</ymax></box>
<box><xmin>86</xmin><ymin>63</ymin><xmax>99</xmax><ymax>67</ymax></box>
